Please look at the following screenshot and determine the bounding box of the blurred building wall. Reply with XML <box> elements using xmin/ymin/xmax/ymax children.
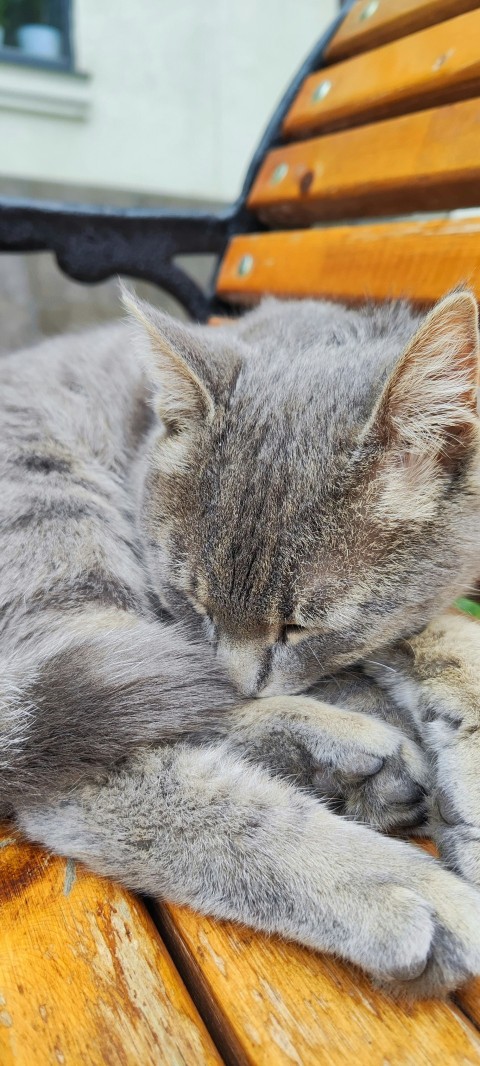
<box><xmin>0</xmin><ymin>0</ymin><xmax>337</xmax><ymax>349</ymax></box>
<box><xmin>0</xmin><ymin>0</ymin><xmax>336</xmax><ymax>201</ymax></box>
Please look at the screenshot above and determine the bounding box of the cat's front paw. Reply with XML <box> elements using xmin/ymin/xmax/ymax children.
<box><xmin>429</xmin><ymin>782</ymin><xmax>480</xmax><ymax>886</ymax></box>
<box><xmin>371</xmin><ymin>863</ymin><xmax>480</xmax><ymax>998</ymax></box>
<box><xmin>363</xmin><ymin>615</ymin><xmax>480</xmax><ymax>871</ymax></box>
<box><xmin>232</xmin><ymin>696</ymin><xmax>430</xmax><ymax>834</ymax></box>
<box><xmin>422</xmin><ymin>719</ymin><xmax>480</xmax><ymax>886</ymax></box>
<box><xmin>318</xmin><ymin>733</ymin><xmax>429</xmax><ymax>835</ymax></box>
<box><xmin>435</xmin><ymin>820</ymin><xmax>480</xmax><ymax>884</ymax></box>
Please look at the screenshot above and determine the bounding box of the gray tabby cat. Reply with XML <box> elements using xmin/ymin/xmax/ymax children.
<box><xmin>2</xmin><ymin>286</ymin><xmax>480</xmax><ymax>998</ymax></box>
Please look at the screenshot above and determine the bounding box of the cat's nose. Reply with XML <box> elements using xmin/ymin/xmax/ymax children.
<box><xmin>216</xmin><ymin>636</ymin><xmax>268</xmax><ymax>697</ymax></box>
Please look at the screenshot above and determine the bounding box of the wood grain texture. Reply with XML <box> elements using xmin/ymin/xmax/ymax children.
<box><xmin>327</xmin><ymin>0</ymin><xmax>480</xmax><ymax>63</ymax></box>
<box><xmin>457</xmin><ymin>980</ymin><xmax>480</xmax><ymax>1033</ymax></box>
<box><xmin>217</xmin><ymin>218</ymin><xmax>480</xmax><ymax>305</ymax></box>
<box><xmin>249</xmin><ymin>97</ymin><xmax>480</xmax><ymax>226</ymax></box>
<box><xmin>157</xmin><ymin>901</ymin><xmax>480</xmax><ymax>1066</ymax></box>
<box><xmin>284</xmin><ymin>10</ymin><xmax>480</xmax><ymax>138</ymax></box>
<box><xmin>0</xmin><ymin>826</ymin><xmax>222</xmax><ymax>1066</ymax></box>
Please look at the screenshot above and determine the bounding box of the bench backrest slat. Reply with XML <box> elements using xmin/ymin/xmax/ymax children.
<box><xmin>248</xmin><ymin>97</ymin><xmax>480</xmax><ymax>225</ymax></box>
<box><xmin>284</xmin><ymin>10</ymin><xmax>480</xmax><ymax>137</ymax></box>
<box><xmin>215</xmin><ymin>3</ymin><xmax>480</xmax><ymax>311</ymax></box>
<box><xmin>326</xmin><ymin>0</ymin><xmax>480</xmax><ymax>62</ymax></box>
<box><xmin>216</xmin><ymin>217</ymin><xmax>480</xmax><ymax>306</ymax></box>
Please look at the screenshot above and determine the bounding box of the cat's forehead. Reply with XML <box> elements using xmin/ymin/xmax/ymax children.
<box><xmin>211</xmin><ymin>365</ymin><xmax>363</xmax><ymax>485</ymax></box>
<box><xmin>235</xmin><ymin>297</ymin><xmax>419</xmax><ymax>355</ymax></box>
<box><xmin>225</xmin><ymin>305</ymin><xmax>417</xmax><ymax>434</ymax></box>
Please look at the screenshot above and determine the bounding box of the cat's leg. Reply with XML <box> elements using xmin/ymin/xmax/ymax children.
<box><xmin>364</xmin><ymin>612</ymin><xmax>480</xmax><ymax>882</ymax></box>
<box><xmin>16</xmin><ymin>741</ymin><xmax>480</xmax><ymax>998</ymax></box>
<box><xmin>220</xmin><ymin>693</ymin><xmax>429</xmax><ymax>833</ymax></box>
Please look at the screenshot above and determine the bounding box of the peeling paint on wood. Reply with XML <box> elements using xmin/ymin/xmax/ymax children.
<box><xmin>0</xmin><ymin>825</ymin><xmax>222</xmax><ymax>1066</ymax></box>
<box><xmin>63</xmin><ymin>858</ymin><xmax>76</xmax><ymax>896</ymax></box>
<box><xmin>158</xmin><ymin>900</ymin><xmax>480</xmax><ymax>1066</ymax></box>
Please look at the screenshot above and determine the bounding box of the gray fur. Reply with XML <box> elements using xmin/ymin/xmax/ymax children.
<box><xmin>366</xmin><ymin>612</ymin><xmax>480</xmax><ymax>888</ymax></box>
<box><xmin>0</xmin><ymin>323</ymin><xmax>238</xmax><ymax>801</ymax></box>
<box><xmin>2</xmin><ymin>292</ymin><xmax>480</xmax><ymax>996</ymax></box>
<box><xmin>15</xmin><ymin>734</ymin><xmax>480</xmax><ymax>999</ymax></box>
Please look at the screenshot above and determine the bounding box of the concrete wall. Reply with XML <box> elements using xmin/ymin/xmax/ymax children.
<box><xmin>0</xmin><ymin>0</ymin><xmax>337</xmax><ymax>202</ymax></box>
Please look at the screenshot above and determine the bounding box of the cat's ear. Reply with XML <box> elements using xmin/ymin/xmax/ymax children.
<box><xmin>121</xmin><ymin>285</ymin><xmax>215</xmax><ymax>429</ymax></box>
<box><xmin>371</xmin><ymin>290</ymin><xmax>480</xmax><ymax>460</ymax></box>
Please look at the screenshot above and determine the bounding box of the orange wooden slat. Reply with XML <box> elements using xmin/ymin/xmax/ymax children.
<box><xmin>0</xmin><ymin>827</ymin><xmax>222</xmax><ymax>1066</ymax></box>
<box><xmin>208</xmin><ymin>315</ymin><xmax>233</xmax><ymax>326</ymax></box>
<box><xmin>216</xmin><ymin>218</ymin><xmax>480</xmax><ymax>305</ymax></box>
<box><xmin>327</xmin><ymin>0</ymin><xmax>480</xmax><ymax>63</ymax></box>
<box><xmin>157</xmin><ymin>902</ymin><xmax>480</xmax><ymax>1066</ymax></box>
<box><xmin>284</xmin><ymin>10</ymin><xmax>480</xmax><ymax>138</ymax></box>
<box><xmin>248</xmin><ymin>97</ymin><xmax>480</xmax><ymax>225</ymax></box>
<box><xmin>458</xmin><ymin>983</ymin><xmax>480</xmax><ymax>1032</ymax></box>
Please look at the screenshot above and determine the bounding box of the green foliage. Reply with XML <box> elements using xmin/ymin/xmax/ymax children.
<box><xmin>454</xmin><ymin>597</ymin><xmax>480</xmax><ymax>620</ymax></box>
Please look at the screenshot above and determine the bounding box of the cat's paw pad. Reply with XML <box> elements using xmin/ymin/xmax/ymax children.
<box><xmin>313</xmin><ymin>730</ymin><xmax>429</xmax><ymax>833</ymax></box>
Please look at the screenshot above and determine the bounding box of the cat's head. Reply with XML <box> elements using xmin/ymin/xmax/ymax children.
<box><xmin>124</xmin><ymin>288</ymin><xmax>480</xmax><ymax>696</ymax></box>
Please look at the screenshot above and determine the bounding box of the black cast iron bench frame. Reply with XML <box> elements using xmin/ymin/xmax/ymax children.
<box><xmin>0</xmin><ymin>6</ymin><xmax>351</xmax><ymax>323</ymax></box>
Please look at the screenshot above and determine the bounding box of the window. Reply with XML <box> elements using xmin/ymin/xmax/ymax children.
<box><xmin>0</xmin><ymin>1</ymin><xmax>73</xmax><ymax>71</ymax></box>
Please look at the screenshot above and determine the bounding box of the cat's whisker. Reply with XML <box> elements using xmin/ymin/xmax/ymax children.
<box><xmin>363</xmin><ymin>659</ymin><xmax>398</xmax><ymax>673</ymax></box>
<box><xmin>305</xmin><ymin>640</ymin><xmax>325</xmax><ymax>674</ymax></box>
<box><xmin>323</xmin><ymin>671</ymin><xmax>343</xmax><ymax>693</ymax></box>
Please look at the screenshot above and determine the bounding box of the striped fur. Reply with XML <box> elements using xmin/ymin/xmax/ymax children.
<box><xmin>3</xmin><ymin>291</ymin><xmax>480</xmax><ymax>997</ymax></box>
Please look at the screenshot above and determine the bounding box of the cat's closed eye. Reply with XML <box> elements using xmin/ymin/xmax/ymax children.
<box><xmin>280</xmin><ymin>624</ymin><xmax>308</xmax><ymax>643</ymax></box>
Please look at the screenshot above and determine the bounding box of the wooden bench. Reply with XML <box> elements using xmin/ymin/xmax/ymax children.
<box><xmin>3</xmin><ymin>1</ymin><xmax>480</xmax><ymax>1061</ymax></box>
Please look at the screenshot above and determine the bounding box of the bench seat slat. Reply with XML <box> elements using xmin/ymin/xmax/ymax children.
<box><xmin>248</xmin><ymin>98</ymin><xmax>480</xmax><ymax>225</ymax></box>
<box><xmin>0</xmin><ymin>828</ymin><xmax>222</xmax><ymax>1066</ymax></box>
<box><xmin>327</xmin><ymin>0</ymin><xmax>480</xmax><ymax>63</ymax></box>
<box><xmin>216</xmin><ymin>219</ymin><xmax>480</xmax><ymax>305</ymax></box>
<box><xmin>157</xmin><ymin>901</ymin><xmax>480</xmax><ymax>1066</ymax></box>
<box><xmin>284</xmin><ymin>10</ymin><xmax>480</xmax><ymax>138</ymax></box>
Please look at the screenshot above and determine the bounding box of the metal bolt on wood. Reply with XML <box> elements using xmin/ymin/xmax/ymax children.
<box><xmin>312</xmin><ymin>80</ymin><xmax>332</xmax><ymax>102</ymax></box>
<box><xmin>270</xmin><ymin>163</ymin><xmax>289</xmax><ymax>185</ymax></box>
<box><xmin>359</xmin><ymin>0</ymin><xmax>379</xmax><ymax>22</ymax></box>
<box><xmin>237</xmin><ymin>254</ymin><xmax>254</xmax><ymax>276</ymax></box>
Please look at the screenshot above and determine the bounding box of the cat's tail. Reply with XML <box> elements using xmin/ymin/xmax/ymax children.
<box><xmin>0</xmin><ymin>611</ymin><xmax>239</xmax><ymax>806</ymax></box>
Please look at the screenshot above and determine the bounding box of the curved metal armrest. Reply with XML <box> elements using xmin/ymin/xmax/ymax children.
<box><xmin>0</xmin><ymin>197</ymin><xmax>246</xmax><ymax>320</ymax></box>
